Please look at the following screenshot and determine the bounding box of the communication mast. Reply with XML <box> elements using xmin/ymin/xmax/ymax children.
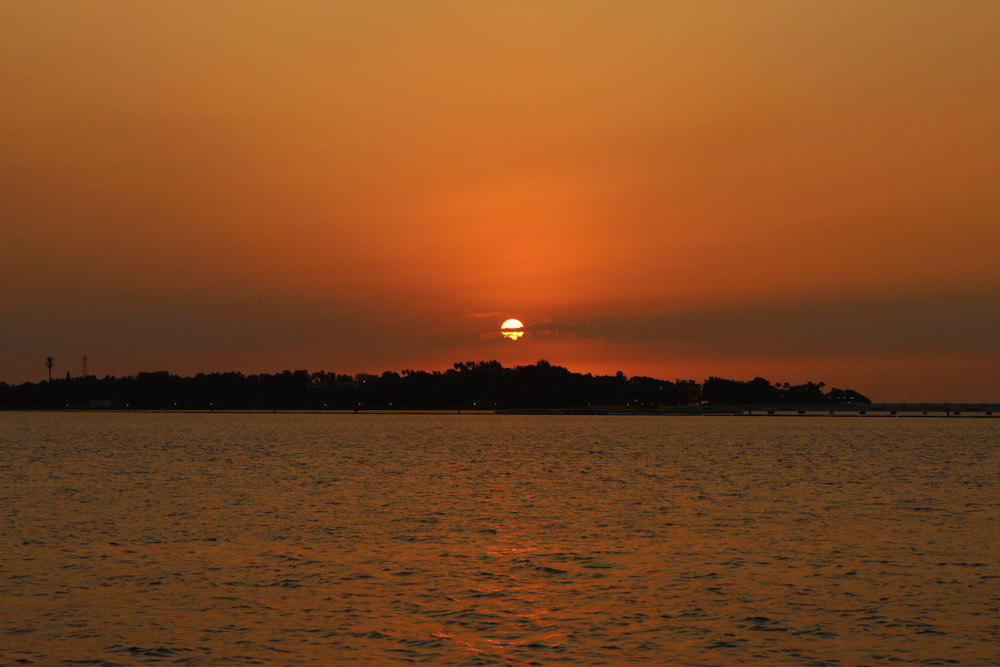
<box><xmin>45</xmin><ymin>356</ymin><xmax>54</xmax><ymax>381</ymax></box>
<box><xmin>81</xmin><ymin>355</ymin><xmax>89</xmax><ymax>377</ymax></box>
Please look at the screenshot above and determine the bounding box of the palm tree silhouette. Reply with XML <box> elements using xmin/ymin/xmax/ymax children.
<box><xmin>45</xmin><ymin>356</ymin><xmax>54</xmax><ymax>382</ymax></box>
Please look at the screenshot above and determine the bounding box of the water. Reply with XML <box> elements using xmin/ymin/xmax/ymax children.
<box><xmin>2</xmin><ymin>413</ymin><xmax>998</xmax><ymax>665</ymax></box>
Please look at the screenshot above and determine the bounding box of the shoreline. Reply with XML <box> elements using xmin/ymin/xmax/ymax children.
<box><xmin>2</xmin><ymin>405</ymin><xmax>997</xmax><ymax>417</ymax></box>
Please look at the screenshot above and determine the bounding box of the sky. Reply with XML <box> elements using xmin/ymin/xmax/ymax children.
<box><xmin>2</xmin><ymin>1</ymin><xmax>999</xmax><ymax>401</ymax></box>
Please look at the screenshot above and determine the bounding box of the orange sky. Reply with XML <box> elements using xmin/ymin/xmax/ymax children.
<box><xmin>2</xmin><ymin>2</ymin><xmax>999</xmax><ymax>400</ymax></box>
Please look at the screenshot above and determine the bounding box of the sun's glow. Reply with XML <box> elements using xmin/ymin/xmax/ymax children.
<box><xmin>501</xmin><ymin>318</ymin><xmax>524</xmax><ymax>340</ymax></box>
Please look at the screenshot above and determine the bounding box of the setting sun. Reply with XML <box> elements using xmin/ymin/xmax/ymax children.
<box><xmin>501</xmin><ymin>319</ymin><xmax>524</xmax><ymax>341</ymax></box>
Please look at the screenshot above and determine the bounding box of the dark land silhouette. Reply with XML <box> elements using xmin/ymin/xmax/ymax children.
<box><xmin>0</xmin><ymin>359</ymin><xmax>871</xmax><ymax>411</ymax></box>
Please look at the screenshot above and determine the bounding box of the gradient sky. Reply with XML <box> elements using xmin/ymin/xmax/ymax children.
<box><xmin>3</xmin><ymin>2</ymin><xmax>999</xmax><ymax>400</ymax></box>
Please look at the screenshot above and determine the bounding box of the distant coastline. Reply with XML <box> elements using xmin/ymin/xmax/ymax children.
<box><xmin>0</xmin><ymin>359</ymin><xmax>882</xmax><ymax>412</ymax></box>
<box><xmin>5</xmin><ymin>359</ymin><xmax>991</xmax><ymax>415</ymax></box>
<box><xmin>5</xmin><ymin>359</ymin><xmax>995</xmax><ymax>415</ymax></box>
<box><xmin>5</xmin><ymin>406</ymin><xmax>996</xmax><ymax>418</ymax></box>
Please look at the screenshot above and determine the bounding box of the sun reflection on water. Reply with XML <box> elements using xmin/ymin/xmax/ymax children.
<box><xmin>425</xmin><ymin>540</ymin><xmax>576</xmax><ymax>659</ymax></box>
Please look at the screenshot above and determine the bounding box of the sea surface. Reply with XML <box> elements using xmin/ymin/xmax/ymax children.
<box><xmin>1</xmin><ymin>413</ymin><xmax>998</xmax><ymax>666</ymax></box>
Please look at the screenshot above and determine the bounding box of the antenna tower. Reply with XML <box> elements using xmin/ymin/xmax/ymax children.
<box><xmin>82</xmin><ymin>355</ymin><xmax>89</xmax><ymax>377</ymax></box>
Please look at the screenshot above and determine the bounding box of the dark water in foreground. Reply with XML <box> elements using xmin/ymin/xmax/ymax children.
<box><xmin>1</xmin><ymin>413</ymin><xmax>998</xmax><ymax>666</ymax></box>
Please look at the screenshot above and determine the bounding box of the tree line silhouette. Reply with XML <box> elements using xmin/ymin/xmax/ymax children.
<box><xmin>0</xmin><ymin>359</ymin><xmax>869</xmax><ymax>410</ymax></box>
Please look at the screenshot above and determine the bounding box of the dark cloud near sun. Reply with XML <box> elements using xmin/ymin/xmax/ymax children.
<box><xmin>522</xmin><ymin>291</ymin><xmax>999</xmax><ymax>358</ymax></box>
